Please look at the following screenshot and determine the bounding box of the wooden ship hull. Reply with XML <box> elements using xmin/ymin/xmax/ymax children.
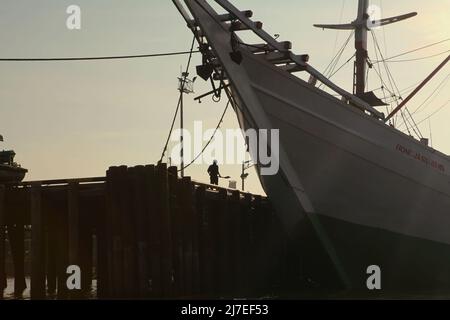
<box><xmin>174</xmin><ymin>0</ymin><xmax>450</xmax><ymax>292</ymax></box>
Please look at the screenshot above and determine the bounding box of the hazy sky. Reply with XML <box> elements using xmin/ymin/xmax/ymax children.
<box><xmin>0</xmin><ymin>0</ymin><xmax>449</xmax><ymax>194</ymax></box>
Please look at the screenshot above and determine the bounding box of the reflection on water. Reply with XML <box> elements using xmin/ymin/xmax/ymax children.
<box><xmin>4</xmin><ymin>278</ymin><xmax>31</xmax><ymax>300</ymax></box>
<box><xmin>4</xmin><ymin>278</ymin><xmax>97</xmax><ymax>300</ymax></box>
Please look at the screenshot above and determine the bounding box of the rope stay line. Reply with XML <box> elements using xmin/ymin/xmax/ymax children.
<box><xmin>0</xmin><ymin>51</ymin><xmax>200</xmax><ymax>62</ymax></box>
<box><xmin>179</xmin><ymin>100</ymin><xmax>231</xmax><ymax>172</ymax></box>
<box><xmin>372</xmin><ymin>38</ymin><xmax>450</xmax><ymax>63</ymax></box>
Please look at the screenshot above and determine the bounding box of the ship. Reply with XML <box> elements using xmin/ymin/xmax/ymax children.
<box><xmin>0</xmin><ymin>135</ymin><xmax>27</xmax><ymax>184</ymax></box>
<box><xmin>173</xmin><ymin>0</ymin><xmax>450</xmax><ymax>293</ymax></box>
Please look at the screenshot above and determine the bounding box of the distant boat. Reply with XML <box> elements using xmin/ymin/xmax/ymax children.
<box><xmin>0</xmin><ymin>136</ymin><xmax>27</xmax><ymax>184</ymax></box>
<box><xmin>174</xmin><ymin>0</ymin><xmax>450</xmax><ymax>291</ymax></box>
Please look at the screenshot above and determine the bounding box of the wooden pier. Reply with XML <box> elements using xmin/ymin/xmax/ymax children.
<box><xmin>0</xmin><ymin>163</ymin><xmax>293</xmax><ymax>299</ymax></box>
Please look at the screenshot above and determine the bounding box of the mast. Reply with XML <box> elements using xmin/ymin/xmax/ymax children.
<box><xmin>314</xmin><ymin>0</ymin><xmax>417</xmax><ymax>97</ymax></box>
<box><xmin>354</xmin><ymin>0</ymin><xmax>369</xmax><ymax>96</ymax></box>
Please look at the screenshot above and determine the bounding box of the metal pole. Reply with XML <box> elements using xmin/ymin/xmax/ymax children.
<box><xmin>241</xmin><ymin>162</ymin><xmax>245</xmax><ymax>191</ymax></box>
<box><xmin>180</xmin><ymin>86</ymin><xmax>184</xmax><ymax>178</ymax></box>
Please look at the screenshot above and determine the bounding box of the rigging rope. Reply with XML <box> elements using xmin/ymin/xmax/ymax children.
<box><xmin>0</xmin><ymin>51</ymin><xmax>200</xmax><ymax>62</ymax></box>
<box><xmin>179</xmin><ymin>100</ymin><xmax>231</xmax><ymax>172</ymax></box>
<box><xmin>372</xmin><ymin>38</ymin><xmax>450</xmax><ymax>63</ymax></box>
<box><xmin>407</xmin><ymin>100</ymin><xmax>450</xmax><ymax>128</ymax></box>
<box><xmin>319</xmin><ymin>30</ymin><xmax>354</xmax><ymax>90</ymax></box>
<box><xmin>410</xmin><ymin>74</ymin><xmax>450</xmax><ymax>115</ymax></box>
<box><xmin>384</xmin><ymin>50</ymin><xmax>450</xmax><ymax>63</ymax></box>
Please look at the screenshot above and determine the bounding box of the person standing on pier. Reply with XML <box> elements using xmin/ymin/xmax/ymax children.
<box><xmin>207</xmin><ymin>160</ymin><xmax>221</xmax><ymax>185</ymax></box>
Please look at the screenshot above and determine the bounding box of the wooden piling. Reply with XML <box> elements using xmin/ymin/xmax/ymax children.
<box><xmin>56</xmin><ymin>194</ymin><xmax>69</xmax><ymax>299</ymax></box>
<box><xmin>30</xmin><ymin>183</ymin><xmax>46</xmax><ymax>299</ymax></box>
<box><xmin>195</xmin><ymin>185</ymin><xmax>209</xmax><ymax>295</ymax></box>
<box><xmin>145</xmin><ymin>165</ymin><xmax>162</xmax><ymax>298</ymax></box>
<box><xmin>181</xmin><ymin>177</ymin><xmax>194</xmax><ymax>297</ymax></box>
<box><xmin>0</xmin><ymin>186</ymin><xmax>5</xmax><ymax>299</ymax></box>
<box><xmin>157</xmin><ymin>163</ymin><xmax>173</xmax><ymax>298</ymax></box>
<box><xmin>121</xmin><ymin>167</ymin><xmax>136</xmax><ymax>299</ymax></box>
<box><xmin>217</xmin><ymin>188</ymin><xmax>229</xmax><ymax>295</ymax></box>
<box><xmin>79</xmin><ymin>200</ymin><xmax>94</xmax><ymax>296</ymax></box>
<box><xmin>46</xmin><ymin>204</ymin><xmax>58</xmax><ymax>296</ymax></box>
<box><xmin>68</xmin><ymin>182</ymin><xmax>80</xmax><ymax>267</ymax></box>
<box><xmin>9</xmin><ymin>223</ymin><xmax>26</xmax><ymax>297</ymax></box>
<box><xmin>168</xmin><ymin>166</ymin><xmax>182</xmax><ymax>296</ymax></box>
<box><xmin>132</xmin><ymin>165</ymin><xmax>149</xmax><ymax>298</ymax></box>
<box><xmin>2</xmin><ymin>163</ymin><xmax>282</xmax><ymax>300</ymax></box>
<box><xmin>229</xmin><ymin>190</ymin><xmax>241</xmax><ymax>294</ymax></box>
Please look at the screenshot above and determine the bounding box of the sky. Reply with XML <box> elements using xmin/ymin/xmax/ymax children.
<box><xmin>0</xmin><ymin>0</ymin><xmax>449</xmax><ymax>195</ymax></box>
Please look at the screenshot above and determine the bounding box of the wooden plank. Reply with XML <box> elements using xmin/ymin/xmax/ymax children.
<box><xmin>95</xmin><ymin>189</ymin><xmax>108</xmax><ymax>299</ymax></box>
<box><xmin>191</xmin><ymin>184</ymin><xmax>200</xmax><ymax>296</ymax></box>
<box><xmin>30</xmin><ymin>183</ymin><xmax>46</xmax><ymax>299</ymax></box>
<box><xmin>56</xmin><ymin>194</ymin><xmax>69</xmax><ymax>299</ymax></box>
<box><xmin>111</xmin><ymin>166</ymin><xmax>127</xmax><ymax>298</ymax></box>
<box><xmin>9</xmin><ymin>223</ymin><xmax>27</xmax><ymax>297</ymax></box>
<box><xmin>67</xmin><ymin>182</ymin><xmax>81</xmax><ymax>299</ymax></box>
<box><xmin>168</xmin><ymin>166</ymin><xmax>182</xmax><ymax>297</ymax></box>
<box><xmin>181</xmin><ymin>177</ymin><xmax>194</xmax><ymax>297</ymax></box>
<box><xmin>122</xmin><ymin>167</ymin><xmax>136</xmax><ymax>299</ymax></box>
<box><xmin>67</xmin><ymin>182</ymin><xmax>80</xmax><ymax>267</ymax></box>
<box><xmin>217</xmin><ymin>188</ymin><xmax>229</xmax><ymax>295</ymax></box>
<box><xmin>133</xmin><ymin>165</ymin><xmax>149</xmax><ymax>298</ymax></box>
<box><xmin>229</xmin><ymin>190</ymin><xmax>240</xmax><ymax>295</ymax></box>
<box><xmin>240</xmin><ymin>193</ymin><xmax>252</xmax><ymax>295</ymax></box>
<box><xmin>145</xmin><ymin>165</ymin><xmax>162</xmax><ymax>298</ymax></box>
<box><xmin>18</xmin><ymin>177</ymin><xmax>106</xmax><ymax>187</ymax></box>
<box><xmin>46</xmin><ymin>204</ymin><xmax>58</xmax><ymax>296</ymax></box>
<box><xmin>195</xmin><ymin>185</ymin><xmax>208</xmax><ymax>295</ymax></box>
<box><xmin>157</xmin><ymin>163</ymin><xmax>174</xmax><ymax>298</ymax></box>
<box><xmin>79</xmin><ymin>199</ymin><xmax>94</xmax><ymax>296</ymax></box>
<box><xmin>0</xmin><ymin>186</ymin><xmax>5</xmax><ymax>299</ymax></box>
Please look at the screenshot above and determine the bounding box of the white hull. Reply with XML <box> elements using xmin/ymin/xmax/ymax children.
<box><xmin>235</xmin><ymin>52</ymin><xmax>450</xmax><ymax>245</ymax></box>
<box><xmin>179</xmin><ymin>0</ymin><xmax>450</xmax><ymax>289</ymax></box>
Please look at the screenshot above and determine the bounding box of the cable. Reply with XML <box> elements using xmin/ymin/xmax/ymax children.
<box><xmin>159</xmin><ymin>37</ymin><xmax>197</xmax><ymax>163</ymax></box>
<box><xmin>327</xmin><ymin>53</ymin><xmax>355</xmax><ymax>79</ymax></box>
<box><xmin>372</xmin><ymin>38</ymin><xmax>450</xmax><ymax>63</ymax></box>
<box><xmin>179</xmin><ymin>100</ymin><xmax>231</xmax><ymax>172</ymax></box>
<box><xmin>384</xmin><ymin>50</ymin><xmax>450</xmax><ymax>63</ymax></box>
<box><xmin>414</xmin><ymin>100</ymin><xmax>450</xmax><ymax>127</ymax></box>
<box><xmin>319</xmin><ymin>30</ymin><xmax>354</xmax><ymax>90</ymax></box>
<box><xmin>0</xmin><ymin>50</ymin><xmax>200</xmax><ymax>62</ymax></box>
<box><xmin>411</xmin><ymin>74</ymin><xmax>450</xmax><ymax>115</ymax></box>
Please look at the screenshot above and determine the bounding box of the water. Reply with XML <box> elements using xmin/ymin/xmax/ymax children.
<box><xmin>4</xmin><ymin>278</ymin><xmax>30</xmax><ymax>300</ymax></box>
<box><xmin>3</xmin><ymin>277</ymin><xmax>97</xmax><ymax>300</ymax></box>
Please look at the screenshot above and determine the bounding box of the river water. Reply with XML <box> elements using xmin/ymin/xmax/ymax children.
<box><xmin>3</xmin><ymin>278</ymin><xmax>97</xmax><ymax>300</ymax></box>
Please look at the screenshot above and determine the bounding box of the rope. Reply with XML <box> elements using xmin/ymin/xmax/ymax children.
<box><xmin>0</xmin><ymin>51</ymin><xmax>200</xmax><ymax>62</ymax></box>
<box><xmin>179</xmin><ymin>100</ymin><xmax>231</xmax><ymax>172</ymax></box>
<box><xmin>384</xmin><ymin>50</ymin><xmax>450</xmax><ymax>63</ymax></box>
<box><xmin>372</xmin><ymin>38</ymin><xmax>450</xmax><ymax>63</ymax></box>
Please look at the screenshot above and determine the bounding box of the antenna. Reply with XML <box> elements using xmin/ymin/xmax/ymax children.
<box><xmin>314</xmin><ymin>0</ymin><xmax>417</xmax><ymax>96</ymax></box>
<box><xmin>177</xmin><ymin>71</ymin><xmax>196</xmax><ymax>177</ymax></box>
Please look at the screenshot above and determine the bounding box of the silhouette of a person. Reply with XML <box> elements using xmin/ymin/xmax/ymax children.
<box><xmin>207</xmin><ymin>160</ymin><xmax>221</xmax><ymax>185</ymax></box>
